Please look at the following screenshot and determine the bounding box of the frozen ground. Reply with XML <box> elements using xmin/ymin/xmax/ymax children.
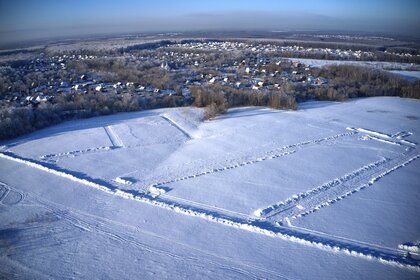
<box><xmin>0</xmin><ymin>97</ymin><xmax>419</xmax><ymax>279</ymax></box>
<box><xmin>389</xmin><ymin>70</ymin><xmax>420</xmax><ymax>81</ymax></box>
<box><xmin>287</xmin><ymin>58</ymin><xmax>420</xmax><ymax>73</ymax></box>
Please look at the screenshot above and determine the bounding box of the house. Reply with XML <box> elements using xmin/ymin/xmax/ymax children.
<box><xmin>113</xmin><ymin>82</ymin><xmax>122</xmax><ymax>89</ymax></box>
<box><xmin>161</xmin><ymin>61</ymin><xmax>170</xmax><ymax>71</ymax></box>
<box><xmin>306</xmin><ymin>76</ymin><xmax>314</xmax><ymax>83</ymax></box>
<box><xmin>35</xmin><ymin>95</ymin><xmax>52</xmax><ymax>103</ymax></box>
<box><xmin>315</xmin><ymin>77</ymin><xmax>328</xmax><ymax>85</ymax></box>
<box><xmin>292</xmin><ymin>61</ymin><xmax>302</xmax><ymax>68</ymax></box>
<box><xmin>182</xmin><ymin>88</ymin><xmax>191</xmax><ymax>98</ymax></box>
<box><xmin>294</xmin><ymin>74</ymin><xmax>306</xmax><ymax>82</ymax></box>
<box><xmin>253</xmin><ymin>78</ymin><xmax>265</xmax><ymax>87</ymax></box>
<box><xmin>161</xmin><ymin>89</ymin><xmax>176</xmax><ymax>96</ymax></box>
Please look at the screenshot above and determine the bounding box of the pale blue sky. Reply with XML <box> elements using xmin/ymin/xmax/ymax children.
<box><xmin>0</xmin><ymin>0</ymin><xmax>419</xmax><ymax>38</ymax></box>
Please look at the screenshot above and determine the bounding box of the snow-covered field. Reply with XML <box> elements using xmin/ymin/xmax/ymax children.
<box><xmin>389</xmin><ymin>70</ymin><xmax>420</xmax><ymax>81</ymax></box>
<box><xmin>0</xmin><ymin>97</ymin><xmax>419</xmax><ymax>279</ymax></box>
<box><xmin>288</xmin><ymin>58</ymin><xmax>420</xmax><ymax>74</ymax></box>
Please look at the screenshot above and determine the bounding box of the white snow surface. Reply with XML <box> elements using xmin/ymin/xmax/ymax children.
<box><xmin>389</xmin><ymin>70</ymin><xmax>420</xmax><ymax>81</ymax></box>
<box><xmin>1</xmin><ymin>98</ymin><xmax>419</xmax><ymax>279</ymax></box>
<box><xmin>287</xmin><ymin>58</ymin><xmax>420</xmax><ymax>71</ymax></box>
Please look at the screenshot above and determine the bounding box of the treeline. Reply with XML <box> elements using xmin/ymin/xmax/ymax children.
<box><xmin>302</xmin><ymin>65</ymin><xmax>420</xmax><ymax>101</ymax></box>
<box><xmin>190</xmin><ymin>84</ymin><xmax>297</xmax><ymax>119</ymax></box>
<box><xmin>0</xmin><ymin>83</ymin><xmax>299</xmax><ymax>139</ymax></box>
<box><xmin>276</xmin><ymin>50</ymin><xmax>420</xmax><ymax>64</ymax></box>
<box><xmin>0</xmin><ymin>92</ymin><xmax>185</xmax><ymax>140</ymax></box>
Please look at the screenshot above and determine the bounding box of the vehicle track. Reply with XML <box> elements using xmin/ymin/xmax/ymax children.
<box><xmin>40</xmin><ymin>146</ymin><xmax>116</xmax><ymax>162</ymax></box>
<box><xmin>0</xmin><ymin>182</ymin><xmax>24</xmax><ymax>205</ymax></box>
<box><xmin>144</xmin><ymin>130</ymin><xmax>357</xmax><ymax>191</ymax></box>
<box><xmin>2</xmin><ymin>183</ymin><xmax>289</xmax><ymax>280</ymax></box>
<box><xmin>258</xmin><ymin>149</ymin><xmax>419</xmax><ymax>223</ymax></box>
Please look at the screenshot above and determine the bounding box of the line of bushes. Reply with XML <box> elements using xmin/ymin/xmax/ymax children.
<box><xmin>0</xmin><ymin>92</ymin><xmax>185</xmax><ymax>140</ymax></box>
<box><xmin>190</xmin><ymin>85</ymin><xmax>297</xmax><ymax>119</ymax></box>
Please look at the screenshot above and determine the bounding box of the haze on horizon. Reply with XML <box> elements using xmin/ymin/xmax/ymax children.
<box><xmin>1</xmin><ymin>0</ymin><xmax>420</xmax><ymax>44</ymax></box>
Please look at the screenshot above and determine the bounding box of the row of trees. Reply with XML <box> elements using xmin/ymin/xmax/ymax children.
<box><xmin>190</xmin><ymin>84</ymin><xmax>297</xmax><ymax>119</ymax></box>
<box><xmin>311</xmin><ymin>65</ymin><xmax>420</xmax><ymax>100</ymax></box>
<box><xmin>0</xmin><ymin>92</ymin><xmax>185</xmax><ymax>139</ymax></box>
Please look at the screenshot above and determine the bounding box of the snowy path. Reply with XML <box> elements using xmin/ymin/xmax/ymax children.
<box><xmin>161</xmin><ymin>115</ymin><xmax>192</xmax><ymax>139</ymax></box>
<box><xmin>104</xmin><ymin>125</ymin><xmax>124</xmax><ymax>147</ymax></box>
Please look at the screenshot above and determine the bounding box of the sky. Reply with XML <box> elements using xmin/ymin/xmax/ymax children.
<box><xmin>1</xmin><ymin>0</ymin><xmax>419</xmax><ymax>43</ymax></box>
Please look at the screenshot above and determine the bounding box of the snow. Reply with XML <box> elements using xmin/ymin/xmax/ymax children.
<box><xmin>287</xmin><ymin>58</ymin><xmax>420</xmax><ymax>79</ymax></box>
<box><xmin>389</xmin><ymin>71</ymin><xmax>420</xmax><ymax>81</ymax></box>
<box><xmin>1</xmin><ymin>97</ymin><xmax>420</xmax><ymax>279</ymax></box>
<box><xmin>293</xmin><ymin>157</ymin><xmax>420</xmax><ymax>249</ymax></box>
<box><xmin>287</xmin><ymin>58</ymin><xmax>420</xmax><ymax>71</ymax></box>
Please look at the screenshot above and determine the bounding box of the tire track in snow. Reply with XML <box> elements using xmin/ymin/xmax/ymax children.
<box><xmin>148</xmin><ymin>150</ymin><xmax>297</xmax><ymax>191</ymax></box>
<box><xmin>1</xmin><ymin>151</ymin><xmax>419</xmax><ymax>271</ymax></box>
<box><xmin>40</xmin><ymin>146</ymin><xmax>117</xmax><ymax>162</ymax></box>
<box><xmin>0</xmin><ymin>182</ymin><xmax>10</xmax><ymax>202</ymax></box>
<box><xmin>0</xmin><ymin>182</ymin><xmax>24</xmax><ymax>205</ymax></box>
<box><xmin>5</xmin><ymin>184</ymin><xmax>288</xmax><ymax>280</ymax></box>
<box><xmin>256</xmin><ymin>150</ymin><xmax>420</xmax><ymax>223</ymax></box>
<box><xmin>54</xmin><ymin>209</ymin><xmax>287</xmax><ymax>279</ymax></box>
<box><xmin>145</xmin><ymin>130</ymin><xmax>357</xmax><ymax>191</ymax></box>
<box><xmin>39</xmin><ymin>140</ymin><xmax>184</xmax><ymax>162</ymax></box>
<box><xmin>255</xmin><ymin>158</ymin><xmax>391</xmax><ymax>219</ymax></box>
<box><xmin>292</xmin><ymin>153</ymin><xmax>420</xmax><ymax>220</ymax></box>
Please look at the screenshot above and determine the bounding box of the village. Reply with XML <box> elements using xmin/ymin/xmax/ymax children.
<box><xmin>2</xmin><ymin>38</ymin><xmax>419</xmax><ymax>112</ymax></box>
<box><xmin>168</xmin><ymin>40</ymin><xmax>378</xmax><ymax>59</ymax></box>
<box><xmin>0</xmin><ymin>40</ymin><xmax>337</xmax><ymax>109</ymax></box>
